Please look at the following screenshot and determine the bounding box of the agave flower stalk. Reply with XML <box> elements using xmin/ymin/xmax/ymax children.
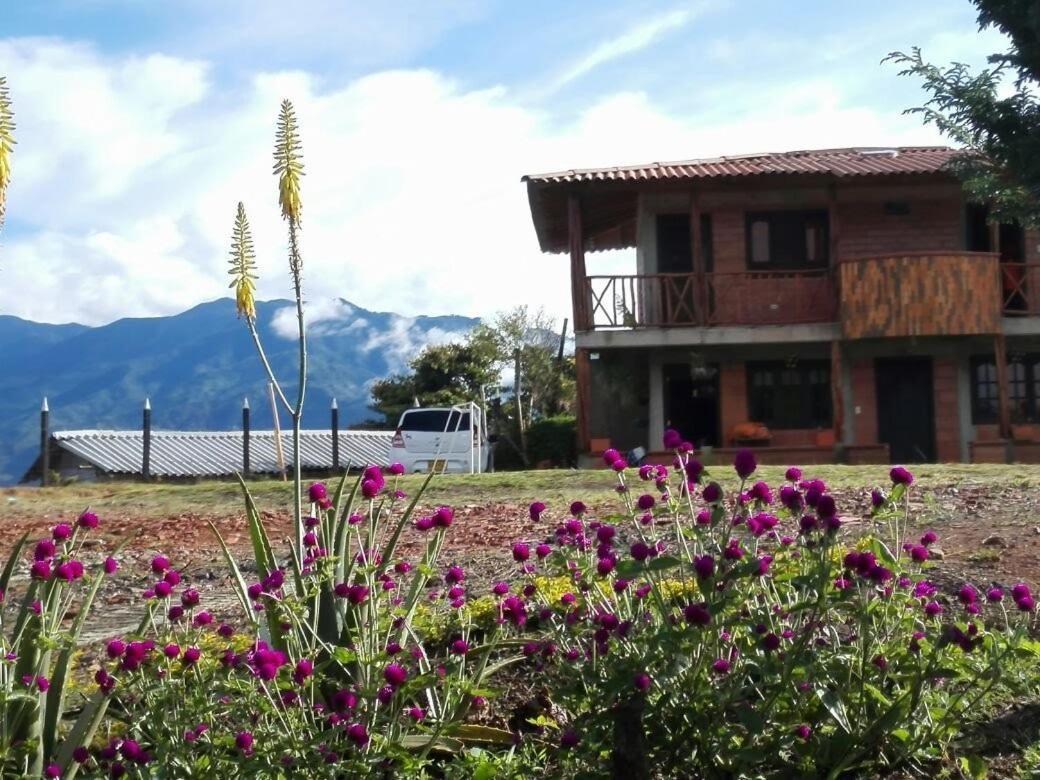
<box><xmin>0</xmin><ymin>76</ymin><xmax>15</xmax><ymax>236</ymax></box>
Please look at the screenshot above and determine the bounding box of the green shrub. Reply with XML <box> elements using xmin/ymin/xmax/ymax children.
<box><xmin>526</xmin><ymin>415</ymin><xmax>577</xmax><ymax>467</ymax></box>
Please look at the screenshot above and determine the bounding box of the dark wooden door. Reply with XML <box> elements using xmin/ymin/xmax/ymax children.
<box><xmin>875</xmin><ymin>358</ymin><xmax>935</xmax><ymax>463</ymax></box>
<box><xmin>664</xmin><ymin>363</ymin><xmax>720</xmax><ymax>448</ymax></box>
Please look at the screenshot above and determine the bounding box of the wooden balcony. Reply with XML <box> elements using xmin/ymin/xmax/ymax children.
<box><xmin>838</xmin><ymin>252</ymin><xmax>1001</xmax><ymax>339</ymax></box>
<box><xmin>1000</xmin><ymin>262</ymin><xmax>1040</xmax><ymax>316</ymax></box>
<box><xmin>583</xmin><ymin>270</ymin><xmax>836</xmax><ymax>329</ymax></box>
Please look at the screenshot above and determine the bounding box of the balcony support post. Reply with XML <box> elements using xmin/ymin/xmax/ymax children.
<box><xmin>575</xmin><ymin>347</ymin><xmax>592</xmax><ymax>453</ymax></box>
<box><xmin>689</xmin><ymin>191</ymin><xmax>705</xmax><ymax>324</ymax></box>
<box><xmin>568</xmin><ymin>194</ymin><xmax>588</xmax><ymax>330</ymax></box>
<box><xmin>994</xmin><ymin>332</ymin><xmax>1012</xmax><ymax>441</ymax></box>
<box><xmin>828</xmin><ymin>183</ymin><xmax>841</xmax><ymax>312</ymax></box>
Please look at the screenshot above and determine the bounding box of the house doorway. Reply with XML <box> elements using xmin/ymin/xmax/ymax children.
<box><xmin>664</xmin><ymin>362</ymin><xmax>720</xmax><ymax>448</ymax></box>
<box><xmin>875</xmin><ymin>358</ymin><xmax>935</xmax><ymax>463</ymax></box>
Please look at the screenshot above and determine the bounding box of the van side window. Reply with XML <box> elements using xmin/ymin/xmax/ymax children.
<box><xmin>401</xmin><ymin>410</ymin><xmax>471</xmax><ymax>432</ymax></box>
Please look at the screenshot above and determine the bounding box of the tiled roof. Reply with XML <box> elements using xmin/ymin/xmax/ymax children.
<box><xmin>47</xmin><ymin>429</ymin><xmax>392</xmax><ymax>478</ymax></box>
<box><xmin>522</xmin><ymin>146</ymin><xmax>958</xmax><ymax>185</ymax></box>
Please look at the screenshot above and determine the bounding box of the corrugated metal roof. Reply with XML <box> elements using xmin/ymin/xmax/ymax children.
<box><xmin>522</xmin><ymin>146</ymin><xmax>958</xmax><ymax>185</ymax></box>
<box><xmin>51</xmin><ymin>429</ymin><xmax>393</xmax><ymax>477</ymax></box>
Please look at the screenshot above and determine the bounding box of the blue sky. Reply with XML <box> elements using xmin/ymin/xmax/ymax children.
<box><xmin>0</xmin><ymin>0</ymin><xmax>1006</xmax><ymax>328</ymax></box>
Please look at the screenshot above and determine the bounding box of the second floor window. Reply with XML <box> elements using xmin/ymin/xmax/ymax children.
<box><xmin>746</xmin><ymin>210</ymin><xmax>829</xmax><ymax>269</ymax></box>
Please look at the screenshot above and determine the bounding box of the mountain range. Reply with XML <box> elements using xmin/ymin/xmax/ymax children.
<box><xmin>0</xmin><ymin>298</ymin><xmax>478</xmax><ymax>484</ymax></box>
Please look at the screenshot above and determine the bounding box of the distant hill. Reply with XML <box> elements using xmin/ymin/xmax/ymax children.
<box><xmin>0</xmin><ymin>298</ymin><xmax>478</xmax><ymax>484</ymax></box>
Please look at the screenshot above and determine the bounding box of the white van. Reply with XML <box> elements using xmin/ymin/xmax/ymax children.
<box><xmin>390</xmin><ymin>405</ymin><xmax>491</xmax><ymax>474</ymax></box>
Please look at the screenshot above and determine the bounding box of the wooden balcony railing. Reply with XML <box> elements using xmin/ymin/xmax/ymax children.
<box><xmin>1000</xmin><ymin>262</ymin><xmax>1040</xmax><ymax>316</ymax></box>
<box><xmin>583</xmin><ymin>270</ymin><xmax>836</xmax><ymax>329</ymax></box>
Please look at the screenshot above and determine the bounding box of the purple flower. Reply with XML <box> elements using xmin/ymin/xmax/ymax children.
<box><xmin>633</xmin><ymin>672</ymin><xmax>652</xmax><ymax>692</ymax></box>
<box><xmin>501</xmin><ymin>595</ymin><xmax>527</xmax><ymax>626</ymax></box>
<box><xmin>683</xmin><ymin>603</ymin><xmax>711</xmax><ymax>626</ymax></box>
<box><xmin>663</xmin><ymin>428</ymin><xmax>683</xmax><ymax>449</ymax></box>
<box><xmin>795</xmin><ymin>724</ymin><xmax>812</xmax><ymax>741</ymax></box>
<box><xmin>749</xmin><ymin>481</ymin><xmax>772</xmax><ymax>504</ymax></box>
<box><xmin>909</xmin><ymin>545</ymin><xmax>929</xmax><ymax>563</ymax></box>
<box><xmin>920</xmin><ymin>530</ymin><xmax>939</xmax><ymax>546</ymax></box>
<box><xmin>636</xmin><ymin>493</ymin><xmax>656</xmax><ymax>511</ymax></box>
<box><xmin>388</xmin><ymin>462</ymin><xmax>405</xmax><ymax>476</ymax></box>
<box><xmin>72</xmin><ymin>746</ymin><xmax>90</xmax><ymax>763</ymax></box>
<box><xmin>384</xmin><ymin>662</ymin><xmax>408</xmax><ymax>688</ymax></box>
<box><xmin>164</xmin><ymin>643</ymin><xmax>181</xmax><ymax>659</ymax></box>
<box><xmin>529</xmin><ymin>501</ymin><xmax>546</xmax><ymax>521</ymax></box>
<box><xmin>511</xmin><ymin>543</ymin><xmax>530</xmax><ymax>562</ymax></box>
<box><xmin>986</xmin><ymin>586</ymin><xmax>1004</xmax><ymax>603</ymax></box>
<box><xmin>361</xmin><ymin>479</ymin><xmax>380</xmax><ymax>499</ymax></box>
<box><xmin>433</xmin><ymin>507</ymin><xmax>454</xmax><ymax>527</ymax></box>
<box><xmin>784</xmin><ymin>467</ymin><xmax>802</xmax><ymax>482</ymax></box>
<box><xmin>450</xmin><ymin>639</ymin><xmax>469</xmax><ymax>655</ymax></box>
<box><xmin>106</xmin><ymin>639</ymin><xmax>126</xmax><ymax>658</ymax></box>
<box><xmin>815</xmin><ymin>494</ymin><xmax>837</xmax><ymax>519</ymax></box>
<box><xmin>45</xmin><ymin>764</ymin><xmax>61</xmax><ymax>779</ymax></box>
<box><xmin>890</xmin><ymin>466</ymin><xmax>914</xmax><ymax>486</ymax></box>
<box><xmin>347</xmin><ymin>723</ymin><xmax>369</xmax><ymax>747</ymax></box>
<box><xmin>151</xmin><ymin>556</ymin><xmax>170</xmax><ymax>574</ymax></box>
<box><xmin>694</xmin><ymin>554</ymin><xmax>715</xmax><ymax>580</ymax></box>
<box><xmin>34</xmin><ymin>539</ymin><xmax>55</xmax><ymax>561</ymax></box>
<box><xmin>560</xmin><ymin>729</ymin><xmax>581</xmax><ymax>749</ymax></box>
<box><xmin>957</xmin><ymin>584</ymin><xmax>978</xmax><ymax>605</ymax></box>
<box><xmin>30</xmin><ymin>560</ymin><xmax>51</xmax><ymax>580</ymax></box>
<box><xmin>602</xmin><ymin>448</ymin><xmax>621</xmax><ymax>465</ymax></box>
<box><xmin>630</xmin><ymin>542</ymin><xmax>651</xmax><ymax>562</ymax></box>
<box><xmin>870</xmin><ymin>489</ymin><xmax>886</xmax><ymax>509</ymax></box>
<box><xmin>182</xmin><ymin>647</ymin><xmax>201</xmax><ymax>665</ymax></box>
<box><xmin>235</xmin><ymin>731</ymin><xmax>254</xmax><ymax>753</ymax></box>
<box><xmin>77</xmin><ymin>510</ymin><xmax>100</xmax><ymax>529</ymax></box>
<box><xmin>294</xmin><ymin>659</ymin><xmax>314</xmax><ymax>683</ymax></box>
<box><xmin>924</xmin><ymin>601</ymin><xmax>943</xmax><ymax>617</ymax></box>
<box><xmin>569</xmin><ymin>501</ymin><xmax>587</xmax><ymax>516</ymax></box>
<box><xmin>52</xmin><ymin>523</ymin><xmax>72</xmax><ymax>541</ymax></box>
<box><xmin>154</xmin><ymin>581</ymin><xmax>172</xmax><ymax>599</ymax></box>
<box><xmin>703</xmin><ymin>483</ymin><xmax>722</xmax><ymax>503</ymax></box>
<box><xmin>308</xmin><ymin>483</ymin><xmax>328</xmax><ymax>502</ymax></box>
<box><xmin>445</xmin><ymin>565</ymin><xmax>465</xmax><ymax>585</ymax></box>
<box><xmin>762</xmin><ymin>633</ymin><xmax>781</xmax><ymax>652</ymax></box>
<box><xmin>733</xmin><ymin>448</ymin><xmax>757</xmax><ymax>479</ymax></box>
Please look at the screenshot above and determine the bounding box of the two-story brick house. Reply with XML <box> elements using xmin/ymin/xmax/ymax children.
<box><xmin>523</xmin><ymin>147</ymin><xmax>1040</xmax><ymax>464</ymax></box>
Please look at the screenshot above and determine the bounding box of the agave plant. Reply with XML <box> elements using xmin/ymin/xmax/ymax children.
<box><xmin>0</xmin><ymin>75</ymin><xmax>16</xmax><ymax>236</ymax></box>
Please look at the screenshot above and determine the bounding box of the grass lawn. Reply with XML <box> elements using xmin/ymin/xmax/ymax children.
<box><xmin>6</xmin><ymin>463</ymin><xmax>1040</xmax><ymax>520</ymax></box>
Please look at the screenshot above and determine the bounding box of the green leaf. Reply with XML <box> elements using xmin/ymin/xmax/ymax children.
<box><xmin>646</xmin><ymin>555</ymin><xmax>682</xmax><ymax>573</ymax></box>
<box><xmin>959</xmin><ymin>755</ymin><xmax>988</xmax><ymax>780</ymax></box>
<box><xmin>54</xmin><ymin>691</ymin><xmax>112</xmax><ymax>779</ymax></box>
<box><xmin>399</xmin><ymin>734</ymin><xmax>464</xmax><ymax>754</ymax></box>
<box><xmin>448</xmin><ymin>724</ymin><xmax>516</xmax><ymax>746</ymax></box>
<box><xmin>205</xmin><ymin>519</ymin><xmax>255</xmax><ymax>622</ymax></box>
<box><xmin>816</xmin><ymin>687</ymin><xmax>851</xmax><ymax>733</ymax></box>
<box><xmin>236</xmin><ymin>473</ymin><xmax>277</xmax><ymax>576</ymax></box>
<box><xmin>0</xmin><ymin>531</ymin><xmax>29</xmax><ymax>602</ymax></box>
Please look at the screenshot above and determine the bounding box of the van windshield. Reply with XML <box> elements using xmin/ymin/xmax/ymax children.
<box><xmin>400</xmin><ymin>409</ymin><xmax>471</xmax><ymax>432</ymax></box>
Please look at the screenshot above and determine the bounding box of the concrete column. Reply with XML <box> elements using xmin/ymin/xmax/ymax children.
<box><xmin>648</xmin><ymin>353</ymin><xmax>664</xmax><ymax>451</ymax></box>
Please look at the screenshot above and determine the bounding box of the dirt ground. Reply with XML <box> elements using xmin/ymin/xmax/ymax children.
<box><xmin>2</xmin><ymin>465</ymin><xmax>1039</xmax><ymax>643</ymax></box>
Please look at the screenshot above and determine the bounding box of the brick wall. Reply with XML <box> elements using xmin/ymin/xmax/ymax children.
<box><xmin>838</xmin><ymin>198</ymin><xmax>963</xmax><ymax>258</ymax></box>
<box><xmin>933</xmin><ymin>357</ymin><xmax>961</xmax><ymax>462</ymax></box>
<box><xmin>849</xmin><ymin>360</ymin><xmax>877</xmax><ymax>445</ymax></box>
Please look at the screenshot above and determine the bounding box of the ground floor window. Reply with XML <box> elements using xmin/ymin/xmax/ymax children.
<box><xmin>970</xmin><ymin>354</ymin><xmax>1040</xmax><ymax>423</ymax></box>
<box><xmin>746</xmin><ymin>360</ymin><xmax>831</xmax><ymax>429</ymax></box>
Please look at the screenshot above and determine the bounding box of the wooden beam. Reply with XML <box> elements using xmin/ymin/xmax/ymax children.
<box><xmin>690</xmin><ymin>191</ymin><xmax>705</xmax><ymax>324</ymax></box>
<box><xmin>830</xmin><ymin>340</ymin><xmax>844</xmax><ymax>447</ymax></box>
<box><xmin>575</xmin><ymin>348</ymin><xmax>592</xmax><ymax>453</ymax></box>
<box><xmin>568</xmin><ymin>194</ymin><xmax>588</xmax><ymax>331</ymax></box>
<box><xmin>994</xmin><ymin>332</ymin><xmax>1011</xmax><ymax>440</ymax></box>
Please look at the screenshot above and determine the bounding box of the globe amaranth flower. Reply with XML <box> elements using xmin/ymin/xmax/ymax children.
<box><xmin>235</xmin><ymin>731</ymin><xmax>254</xmax><ymax>754</ymax></box>
<box><xmin>529</xmin><ymin>501</ymin><xmax>546</xmax><ymax>521</ymax></box>
<box><xmin>986</xmin><ymin>586</ymin><xmax>1004</xmax><ymax>602</ymax></box>
<box><xmin>711</xmin><ymin>658</ymin><xmax>731</xmax><ymax>674</ymax></box>
<box><xmin>733</xmin><ymin>448</ymin><xmax>757</xmax><ymax>479</ymax></box>
<box><xmin>703</xmin><ymin>482</ymin><xmax>722</xmax><ymax>503</ymax></box>
<box><xmin>920</xmin><ymin>530</ymin><xmax>939</xmax><ymax>546</ymax></box>
<box><xmin>151</xmin><ymin>556</ymin><xmax>170</xmax><ymax>574</ymax></box>
<box><xmin>683</xmin><ymin>602</ymin><xmax>711</xmax><ymax>626</ymax></box>
<box><xmin>388</xmin><ymin>462</ymin><xmax>405</xmax><ymax>476</ymax></box>
<box><xmin>663</xmin><ymin>428</ymin><xmax>683</xmax><ymax>450</ymax></box>
<box><xmin>154</xmin><ymin>581</ymin><xmax>173</xmax><ymax>599</ymax></box>
<box><xmin>924</xmin><ymin>600</ymin><xmax>943</xmax><ymax>617</ymax></box>
<box><xmin>433</xmin><ymin>506</ymin><xmax>454</xmax><ymax>527</ymax></box>
<box><xmin>636</xmin><ymin>493</ymin><xmax>655</xmax><ymax>511</ymax></box>
<box><xmin>308</xmin><ymin>483</ymin><xmax>328</xmax><ymax>502</ymax></box>
<box><xmin>723</xmin><ymin>539</ymin><xmax>745</xmax><ymax>560</ymax></box>
<box><xmin>957</xmin><ymin>584</ymin><xmax>978</xmax><ymax>605</ymax></box>
<box><xmin>30</xmin><ymin>560</ymin><xmax>51</xmax><ymax>580</ymax></box>
<box><xmin>633</xmin><ymin>672</ymin><xmax>652</xmax><ymax>691</ymax></box>
<box><xmin>164</xmin><ymin>644</ymin><xmax>181</xmax><ymax>659</ymax></box>
<box><xmin>694</xmin><ymin>554</ymin><xmax>715</xmax><ymax>580</ymax></box>
<box><xmin>347</xmin><ymin>723</ymin><xmax>369</xmax><ymax>747</ymax></box>
<box><xmin>560</xmin><ymin>729</ymin><xmax>581</xmax><ymax>749</ymax></box>
<box><xmin>611</xmin><ymin>459</ymin><xmax>626</xmax><ymax>472</ymax></box>
<box><xmin>1012</xmin><ymin>583</ymin><xmax>1035</xmax><ymax>611</ymax></box>
<box><xmin>795</xmin><ymin>724</ymin><xmax>812</xmax><ymax>741</ymax></box>
<box><xmin>596</xmin><ymin>557</ymin><xmax>616</xmax><ymax>576</ymax></box>
<box><xmin>384</xmin><ymin>662</ymin><xmax>408</xmax><ymax>688</ymax></box>
<box><xmin>52</xmin><ymin>523</ymin><xmax>72</xmax><ymax>541</ymax></box>
<box><xmin>762</xmin><ymin>633</ymin><xmax>781</xmax><ymax>652</ymax></box>
<box><xmin>445</xmin><ymin>565</ymin><xmax>465</xmax><ymax>585</ymax></box>
<box><xmin>34</xmin><ymin>539</ymin><xmax>55</xmax><ymax>561</ymax></box>
<box><xmin>450</xmin><ymin>639</ymin><xmax>469</xmax><ymax>655</ymax></box>
<box><xmin>501</xmin><ymin>595</ymin><xmax>527</xmax><ymax>627</ymax></box>
<box><xmin>182</xmin><ymin>647</ymin><xmax>201</xmax><ymax>665</ymax></box>
<box><xmin>784</xmin><ymin>467</ymin><xmax>802</xmax><ymax>482</ymax></box>
<box><xmin>602</xmin><ymin>448</ymin><xmax>621</xmax><ymax>465</ymax></box>
<box><xmin>361</xmin><ymin>479</ymin><xmax>380</xmax><ymax>499</ymax></box>
<box><xmin>630</xmin><ymin>541</ymin><xmax>652</xmax><ymax>562</ymax></box>
<box><xmin>569</xmin><ymin>500</ymin><xmax>587</xmax><ymax>516</ymax></box>
<box><xmin>909</xmin><ymin>544</ymin><xmax>929</xmax><ymax>563</ymax></box>
<box><xmin>511</xmin><ymin>543</ymin><xmax>530</xmax><ymax>562</ymax></box>
<box><xmin>293</xmin><ymin>659</ymin><xmax>314</xmax><ymax>684</ymax></box>
<box><xmin>890</xmin><ymin>466</ymin><xmax>914</xmax><ymax>486</ymax></box>
<box><xmin>77</xmin><ymin>510</ymin><xmax>100</xmax><ymax>529</ymax></box>
<box><xmin>870</xmin><ymin>489</ymin><xmax>886</xmax><ymax>509</ymax></box>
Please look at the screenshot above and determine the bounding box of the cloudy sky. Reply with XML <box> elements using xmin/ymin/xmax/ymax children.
<box><xmin>0</xmin><ymin>0</ymin><xmax>1007</xmax><ymax>327</ymax></box>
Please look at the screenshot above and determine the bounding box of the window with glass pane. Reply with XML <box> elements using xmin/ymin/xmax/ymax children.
<box><xmin>746</xmin><ymin>360</ymin><xmax>831</xmax><ymax>429</ymax></box>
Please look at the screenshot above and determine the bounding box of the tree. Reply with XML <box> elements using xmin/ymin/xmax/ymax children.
<box><xmin>889</xmin><ymin>1</ymin><xmax>1040</xmax><ymax>224</ymax></box>
<box><xmin>470</xmin><ymin>306</ymin><xmax>574</xmax><ymax>454</ymax></box>
<box><xmin>368</xmin><ymin>342</ymin><xmax>499</xmax><ymax>426</ymax></box>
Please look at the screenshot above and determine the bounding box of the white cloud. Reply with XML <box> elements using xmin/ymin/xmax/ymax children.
<box><xmin>548</xmin><ymin>7</ymin><xmax>697</xmax><ymax>92</ymax></box>
<box><xmin>0</xmin><ymin>34</ymin><xmax>950</xmax><ymax>331</ymax></box>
